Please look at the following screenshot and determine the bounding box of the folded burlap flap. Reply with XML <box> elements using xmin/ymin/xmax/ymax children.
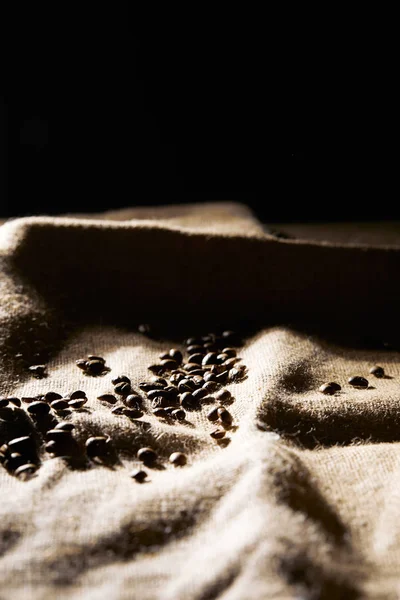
<box><xmin>1</xmin><ymin>202</ymin><xmax>400</xmax><ymax>599</ymax></box>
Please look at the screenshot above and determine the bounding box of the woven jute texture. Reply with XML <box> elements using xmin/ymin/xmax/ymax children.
<box><xmin>1</xmin><ymin>203</ymin><xmax>400</xmax><ymax>599</ymax></box>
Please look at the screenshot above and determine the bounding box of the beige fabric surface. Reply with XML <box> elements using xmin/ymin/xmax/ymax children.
<box><xmin>1</xmin><ymin>202</ymin><xmax>400</xmax><ymax>599</ymax></box>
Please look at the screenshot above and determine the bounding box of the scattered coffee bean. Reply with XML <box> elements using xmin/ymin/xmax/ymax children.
<box><xmin>348</xmin><ymin>376</ymin><xmax>369</xmax><ymax>389</ymax></box>
<box><xmin>216</xmin><ymin>371</ymin><xmax>229</xmax><ymax>384</ymax></box>
<box><xmin>182</xmin><ymin>363</ymin><xmax>200</xmax><ymax>372</ymax></box>
<box><xmin>222</xmin><ymin>348</ymin><xmax>237</xmax><ymax>357</ymax></box>
<box><xmin>21</xmin><ymin>397</ymin><xmax>36</xmax><ymax>403</ymax></box>
<box><xmin>46</xmin><ymin>429</ymin><xmax>73</xmax><ymax>442</ymax></box>
<box><xmin>215</xmin><ymin>389</ymin><xmax>231</xmax><ymax>403</ymax></box>
<box><xmin>147</xmin><ymin>389</ymin><xmax>170</xmax><ymax>400</ymax></box>
<box><xmin>210</xmin><ymin>428</ymin><xmax>226</xmax><ymax>439</ymax></box>
<box><xmin>150</xmin><ymin>376</ymin><xmax>168</xmax><ymax>386</ymax></box>
<box><xmin>98</xmin><ymin>394</ymin><xmax>118</xmax><ymax>404</ymax></box>
<box><xmin>170</xmin><ymin>373</ymin><xmax>184</xmax><ymax>385</ymax></box>
<box><xmin>159</xmin><ymin>352</ymin><xmax>170</xmax><ymax>360</ymax></box>
<box><xmin>218</xmin><ymin>407</ymin><xmax>232</xmax><ymax>425</ymax></box>
<box><xmin>202</xmin><ymin>381</ymin><xmax>219</xmax><ymax>393</ymax></box>
<box><xmin>148</xmin><ymin>364</ymin><xmax>165</xmax><ymax>375</ymax></box>
<box><xmin>370</xmin><ymin>365</ymin><xmax>385</xmax><ymax>378</ymax></box>
<box><xmin>0</xmin><ymin>399</ymin><xmax>9</xmax><ymax>408</ymax></box>
<box><xmin>319</xmin><ymin>383</ymin><xmax>341</xmax><ymax>395</ymax></box>
<box><xmin>70</xmin><ymin>390</ymin><xmax>87</xmax><ymax>400</ymax></box>
<box><xmin>8</xmin><ymin>436</ymin><xmax>35</xmax><ymax>455</ymax></box>
<box><xmin>160</xmin><ymin>359</ymin><xmax>179</xmax><ymax>370</ymax></box>
<box><xmin>45</xmin><ymin>441</ymin><xmax>59</xmax><ymax>454</ymax></box>
<box><xmin>139</xmin><ymin>382</ymin><xmax>162</xmax><ymax>392</ymax></box>
<box><xmin>123</xmin><ymin>408</ymin><xmax>143</xmax><ymax>419</ymax></box>
<box><xmin>7</xmin><ymin>397</ymin><xmax>21</xmax><ymax>407</ymax></box>
<box><xmin>164</xmin><ymin>406</ymin><xmax>176</xmax><ymax>415</ymax></box>
<box><xmin>112</xmin><ymin>375</ymin><xmax>131</xmax><ymax>385</ymax></box>
<box><xmin>178</xmin><ymin>379</ymin><xmax>196</xmax><ymax>393</ymax></box>
<box><xmin>85</xmin><ymin>436</ymin><xmax>110</xmax><ymax>459</ymax></box>
<box><xmin>179</xmin><ymin>392</ymin><xmax>196</xmax><ymax>409</ymax></box>
<box><xmin>76</xmin><ymin>359</ymin><xmax>88</xmax><ymax>370</ymax></box>
<box><xmin>68</xmin><ymin>399</ymin><xmax>87</xmax><ymax>409</ymax></box>
<box><xmin>222</xmin><ymin>330</ymin><xmax>241</xmax><ymax>345</ymax></box>
<box><xmin>228</xmin><ymin>368</ymin><xmax>243</xmax><ymax>381</ymax></box>
<box><xmin>152</xmin><ymin>396</ymin><xmax>169</xmax><ymax>409</ymax></box>
<box><xmin>172</xmin><ymin>409</ymin><xmax>186</xmax><ymax>421</ymax></box>
<box><xmin>191</xmin><ymin>375</ymin><xmax>205</xmax><ymax>386</ymax></box>
<box><xmin>137</xmin><ymin>447</ymin><xmax>157</xmax><ymax>463</ymax></box>
<box><xmin>201</xmin><ymin>395</ymin><xmax>215</xmax><ymax>404</ymax></box>
<box><xmin>131</xmin><ymin>469</ymin><xmax>147</xmax><ymax>482</ymax></box>
<box><xmin>55</xmin><ymin>422</ymin><xmax>75</xmax><ymax>431</ymax></box>
<box><xmin>223</xmin><ymin>357</ymin><xmax>239</xmax><ymax>369</ymax></box>
<box><xmin>169</xmin><ymin>452</ymin><xmax>187</xmax><ymax>466</ymax></box>
<box><xmin>114</xmin><ymin>382</ymin><xmax>132</xmax><ymax>396</ymax></box>
<box><xmin>185</xmin><ymin>337</ymin><xmax>202</xmax><ymax>346</ymax></box>
<box><xmin>217</xmin><ymin>353</ymin><xmax>229</xmax><ymax>363</ymax></box>
<box><xmin>186</xmin><ymin>368</ymin><xmax>205</xmax><ymax>376</ymax></box>
<box><xmin>86</xmin><ymin>360</ymin><xmax>106</xmax><ymax>375</ymax></box>
<box><xmin>204</xmin><ymin>372</ymin><xmax>217</xmax><ymax>383</ymax></box>
<box><xmin>192</xmin><ymin>388</ymin><xmax>207</xmax><ymax>401</ymax></box>
<box><xmin>202</xmin><ymin>352</ymin><xmax>218</xmax><ymax>366</ymax></box>
<box><xmin>87</xmin><ymin>355</ymin><xmax>105</xmax><ymax>363</ymax></box>
<box><xmin>0</xmin><ymin>407</ymin><xmax>16</xmax><ymax>421</ymax></box>
<box><xmin>207</xmin><ymin>407</ymin><xmax>219</xmax><ymax>421</ymax></box>
<box><xmin>188</xmin><ymin>353</ymin><xmax>204</xmax><ymax>365</ymax></box>
<box><xmin>169</xmin><ymin>349</ymin><xmax>183</xmax><ymax>364</ymax></box>
<box><xmin>152</xmin><ymin>407</ymin><xmax>167</xmax><ymax>418</ymax></box>
<box><xmin>124</xmin><ymin>394</ymin><xmax>142</xmax><ymax>409</ymax></box>
<box><xmin>27</xmin><ymin>401</ymin><xmax>50</xmax><ymax>417</ymax></box>
<box><xmin>111</xmin><ymin>406</ymin><xmax>125</xmax><ymax>415</ymax></box>
<box><xmin>50</xmin><ymin>400</ymin><xmax>70</xmax><ymax>411</ymax></box>
<box><xmin>187</xmin><ymin>345</ymin><xmax>205</xmax><ymax>354</ymax></box>
<box><xmin>43</xmin><ymin>392</ymin><xmax>62</xmax><ymax>403</ymax></box>
<box><xmin>203</xmin><ymin>343</ymin><xmax>218</xmax><ymax>351</ymax></box>
<box><xmin>14</xmin><ymin>464</ymin><xmax>37</xmax><ymax>479</ymax></box>
<box><xmin>28</xmin><ymin>364</ymin><xmax>46</xmax><ymax>378</ymax></box>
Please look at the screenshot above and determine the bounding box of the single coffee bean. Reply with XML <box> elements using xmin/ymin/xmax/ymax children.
<box><xmin>222</xmin><ymin>348</ymin><xmax>237</xmax><ymax>358</ymax></box>
<box><xmin>215</xmin><ymin>389</ymin><xmax>231</xmax><ymax>403</ymax></box>
<box><xmin>46</xmin><ymin>429</ymin><xmax>73</xmax><ymax>442</ymax></box>
<box><xmin>139</xmin><ymin>382</ymin><xmax>162</xmax><ymax>392</ymax></box>
<box><xmin>218</xmin><ymin>407</ymin><xmax>232</xmax><ymax>425</ymax></box>
<box><xmin>8</xmin><ymin>452</ymin><xmax>26</xmax><ymax>468</ymax></box>
<box><xmin>69</xmin><ymin>390</ymin><xmax>87</xmax><ymax>400</ymax></box>
<box><xmin>210</xmin><ymin>428</ymin><xmax>226</xmax><ymax>439</ymax></box>
<box><xmin>319</xmin><ymin>383</ymin><xmax>335</xmax><ymax>395</ymax></box>
<box><xmin>192</xmin><ymin>388</ymin><xmax>207</xmax><ymax>401</ymax></box>
<box><xmin>150</xmin><ymin>376</ymin><xmax>168</xmax><ymax>386</ymax></box>
<box><xmin>14</xmin><ymin>464</ymin><xmax>37</xmax><ymax>479</ymax></box>
<box><xmin>7</xmin><ymin>397</ymin><xmax>21</xmax><ymax>407</ymax></box>
<box><xmin>45</xmin><ymin>441</ymin><xmax>59</xmax><ymax>454</ymax></box>
<box><xmin>185</xmin><ymin>337</ymin><xmax>202</xmax><ymax>346</ymax></box>
<box><xmin>137</xmin><ymin>447</ymin><xmax>157</xmax><ymax>463</ymax></box>
<box><xmin>179</xmin><ymin>392</ymin><xmax>196</xmax><ymax>409</ymax></box>
<box><xmin>203</xmin><ymin>342</ymin><xmax>218</xmax><ymax>351</ymax></box>
<box><xmin>216</xmin><ymin>353</ymin><xmax>229</xmax><ymax>364</ymax></box>
<box><xmin>164</xmin><ymin>386</ymin><xmax>179</xmax><ymax>400</ymax></box>
<box><xmin>131</xmin><ymin>469</ymin><xmax>147</xmax><ymax>482</ymax></box>
<box><xmin>209</xmin><ymin>364</ymin><xmax>224</xmax><ymax>374</ymax></box>
<box><xmin>124</xmin><ymin>394</ymin><xmax>142</xmax><ymax>409</ymax></box>
<box><xmin>183</xmin><ymin>363</ymin><xmax>201</xmax><ymax>372</ymax></box>
<box><xmin>207</xmin><ymin>407</ymin><xmax>219</xmax><ymax>421</ymax></box>
<box><xmin>8</xmin><ymin>436</ymin><xmax>35</xmax><ymax>455</ymax></box>
<box><xmin>123</xmin><ymin>408</ymin><xmax>143</xmax><ymax>419</ymax></box>
<box><xmin>327</xmin><ymin>382</ymin><xmax>341</xmax><ymax>391</ymax></box>
<box><xmin>348</xmin><ymin>376</ymin><xmax>369</xmax><ymax>389</ymax></box>
<box><xmin>222</xmin><ymin>330</ymin><xmax>241</xmax><ymax>345</ymax></box>
<box><xmin>172</xmin><ymin>409</ymin><xmax>186</xmax><ymax>421</ymax></box>
<box><xmin>169</xmin><ymin>349</ymin><xmax>183</xmax><ymax>364</ymax></box>
<box><xmin>370</xmin><ymin>365</ymin><xmax>385</xmax><ymax>378</ymax></box>
<box><xmin>201</xmin><ymin>335</ymin><xmax>214</xmax><ymax>343</ymax></box>
<box><xmin>85</xmin><ymin>436</ymin><xmax>110</xmax><ymax>459</ymax></box>
<box><xmin>160</xmin><ymin>359</ymin><xmax>179</xmax><ymax>370</ymax></box>
<box><xmin>86</xmin><ymin>360</ymin><xmax>106</xmax><ymax>375</ymax></box>
<box><xmin>28</xmin><ymin>364</ymin><xmax>46</xmax><ymax>378</ymax></box>
<box><xmin>169</xmin><ymin>452</ymin><xmax>187</xmax><ymax>466</ymax></box>
<box><xmin>0</xmin><ymin>399</ymin><xmax>9</xmax><ymax>408</ymax></box>
<box><xmin>186</xmin><ymin>368</ymin><xmax>204</xmax><ymax>377</ymax></box>
<box><xmin>98</xmin><ymin>394</ymin><xmax>118</xmax><ymax>404</ymax></box>
<box><xmin>204</xmin><ymin>372</ymin><xmax>217</xmax><ymax>383</ymax></box>
<box><xmin>147</xmin><ymin>389</ymin><xmax>170</xmax><ymax>400</ymax></box>
<box><xmin>152</xmin><ymin>396</ymin><xmax>169</xmax><ymax>409</ymax></box>
<box><xmin>223</xmin><ymin>357</ymin><xmax>239</xmax><ymax>369</ymax></box>
<box><xmin>111</xmin><ymin>406</ymin><xmax>125</xmax><ymax>415</ymax></box>
<box><xmin>164</xmin><ymin>406</ymin><xmax>176</xmax><ymax>415</ymax></box>
<box><xmin>152</xmin><ymin>407</ymin><xmax>168</xmax><ymax>418</ymax></box>
<box><xmin>68</xmin><ymin>399</ymin><xmax>87</xmax><ymax>409</ymax></box>
<box><xmin>112</xmin><ymin>375</ymin><xmax>131</xmax><ymax>385</ymax></box>
<box><xmin>44</xmin><ymin>392</ymin><xmax>62</xmax><ymax>403</ymax></box>
<box><xmin>148</xmin><ymin>364</ymin><xmax>165</xmax><ymax>375</ymax></box>
<box><xmin>202</xmin><ymin>381</ymin><xmax>219</xmax><ymax>393</ymax></box>
<box><xmin>178</xmin><ymin>379</ymin><xmax>196</xmax><ymax>393</ymax></box>
<box><xmin>188</xmin><ymin>353</ymin><xmax>204</xmax><ymax>365</ymax></box>
<box><xmin>55</xmin><ymin>422</ymin><xmax>75</xmax><ymax>431</ymax></box>
<box><xmin>201</xmin><ymin>395</ymin><xmax>215</xmax><ymax>404</ymax></box>
<box><xmin>27</xmin><ymin>401</ymin><xmax>50</xmax><ymax>417</ymax></box>
<box><xmin>87</xmin><ymin>355</ymin><xmax>105</xmax><ymax>363</ymax></box>
<box><xmin>76</xmin><ymin>359</ymin><xmax>88</xmax><ymax>370</ymax></box>
<box><xmin>202</xmin><ymin>352</ymin><xmax>218</xmax><ymax>366</ymax></box>
<box><xmin>187</xmin><ymin>345</ymin><xmax>205</xmax><ymax>354</ymax></box>
<box><xmin>159</xmin><ymin>352</ymin><xmax>170</xmax><ymax>360</ymax></box>
<box><xmin>21</xmin><ymin>397</ymin><xmax>36</xmax><ymax>403</ymax></box>
<box><xmin>228</xmin><ymin>368</ymin><xmax>243</xmax><ymax>382</ymax></box>
<box><xmin>216</xmin><ymin>371</ymin><xmax>229</xmax><ymax>383</ymax></box>
<box><xmin>0</xmin><ymin>407</ymin><xmax>16</xmax><ymax>421</ymax></box>
<box><xmin>170</xmin><ymin>373</ymin><xmax>184</xmax><ymax>385</ymax></box>
<box><xmin>50</xmin><ymin>400</ymin><xmax>70</xmax><ymax>411</ymax></box>
<box><xmin>114</xmin><ymin>382</ymin><xmax>132</xmax><ymax>396</ymax></box>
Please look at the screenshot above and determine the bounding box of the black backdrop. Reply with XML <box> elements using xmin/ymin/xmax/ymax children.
<box><xmin>1</xmin><ymin>40</ymin><xmax>397</xmax><ymax>223</ymax></box>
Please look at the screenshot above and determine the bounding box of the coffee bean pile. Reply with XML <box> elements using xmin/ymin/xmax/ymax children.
<box><xmin>75</xmin><ymin>355</ymin><xmax>110</xmax><ymax>376</ymax></box>
<box><xmin>318</xmin><ymin>365</ymin><xmax>387</xmax><ymax>395</ymax></box>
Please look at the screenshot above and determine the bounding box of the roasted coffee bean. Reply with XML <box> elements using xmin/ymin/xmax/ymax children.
<box><xmin>44</xmin><ymin>392</ymin><xmax>62</xmax><ymax>403</ymax></box>
<box><xmin>123</xmin><ymin>408</ymin><xmax>143</xmax><ymax>418</ymax></box>
<box><xmin>203</xmin><ymin>343</ymin><xmax>218</xmax><ymax>352</ymax></box>
<box><xmin>150</xmin><ymin>376</ymin><xmax>168</xmax><ymax>386</ymax></box>
<box><xmin>114</xmin><ymin>382</ymin><xmax>132</xmax><ymax>396</ymax></box>
<box><xmin>14</xmin><ymin>464</ymin><xmax>37</xmax><ymax>479</ymax></box>
<box><xmin>183</xmin><ymin>363</ymin><xmax>201</xmax><ymax>372</ymax></box>
<box><xmin>218</xmin><ymin>407</ymin><xmax>232</xmax><ymax>425</ymax></box>
<box><xmin>202</xmin><ymin>381</ymin><xmax>219</xmax><ymax>393</ymax></box>
<box><xmin>209</xmin><ymin>364</ymin><xmax>224</xmax><ymax>374</ymax></box>
<box><xmin>28</xmin><ymin>364</ymin><xmax>46</xmax><ymax>378</ymax></box>
<box><xmin>85</xmin><ymin>436</ymin><xmax>110</xmax><ymax>459</ymax></box>
<box><xmin>50</xmin><ymin>400</ymin><xmax>70</xmax><ymax>411</ymax></box>
<box><xmin>76</xmin><ymin>359</ymin><xmax>88</xmax><ymax>370</ymax></box>
<box><xmin>0</xmin><ymin>443</ymin><xmax>9</xmax><ymax>455</ymax></box>
<box><xmin>55</xmin><ymin>422</ymin><xmax>75</xmax><ymax>431</ymax></box>
<box><xmin>147</xmin><ymin>389</ymin><xmax>170</xmax><ymax>400</ymax></box>
<box><xmin>8</xmin><ymin>452</ymin><xmax>26</xmax><ymax>469</ymax></box>
<box><xmin>124</xmin><ymin>394</ymin><xmax>142</xmax><ymax>409</ymax></box>
<box><xmin>139</xmin><ymin>382</ymin><xmax>163</xmax><ymax>392</ymax></box>
<box><xmin>172</xmin><ymin>408</ymin><xmax>186</xmax><ymax>421</ymax></box>
<box><xmin>179</xmin><ymin>392</ymin><xmax>196</xmax><ymax>409</ymax></box>
<box><xmin>98</xmin><ymin>394</ymin><xmax>118</xmax><ymax>404</ymax></box>
<box><xmin>21</xmin><ymin>397</ymin><xmax>36</xmax><ymax>403</ymax></box>
<box><xmin>86</xmin><ymin>360</ymin><xmax>106</xmax><ymax>375</ymax></box>
<box><xmin>170</xmin><ymin>373</ymin><xmax>184</xmax><ymax>385</ymax></box>
<box><xmin>216</xmin><ymin>353</ymin><xmax>229</xmax><ymax>364</ymax></box>
<box><xmin>169</xmin><ymin>452</ymin><xmax>187</xmax><ymax>466</ymax></box>
<box><xmin>169</xmin><ymin>349</ymin><xmax>183</xmax><ymax>364</ymax></box>
<box><xmin>164</xmin><ymin>386</ymin><xmax>178</xmax><ymax>399</ymax></box>
<box><xmin>207</xmin><ymin>407</ymin><xmax>219</xmax><ymax>421</ymax></box>
<box><xmin>112</xmin><ymin>375</ymin><xmax>131</xmax><ymax>385</ymax></box>
<box><xmin>148</xmin><ymin>364</ymin><xmax>165</xmax><ymax>375</ymax></box>
<box><xmin>215</xmin><ymin>389</ymin><xmax>231</xmax><ymax>403</ymax></box>
<box><xmin>0</xmin><ymin>398</ymin><xmax>9</xmax><ymax>408</ymax></box>
<box><xmin>137</xmin><ymin>447</ymin><xmax>157</xmax><ymax>463</ymax></box>
<box><xmin>348</xmin><ymin>376</ymin><xmax>369</xmax><ymax>389</ymax></box>
<box><xmin>223</xmin><ymin>357</ymin><xmax>239</xmax><ymax>369</ymax></box>
<box><xmin>131</xmin><ymin>469</ymin><xmax>147</xmax><ymax>482</ymax></box>
<box><xmin>70</xmin><ymin>390</ymin><xmax>87</xmax><ymax>400</ymax></box>
<box><xmin>185</xmin><ymin>337</ymin><xmax>202</xmax><ymax>346</ymax></box>
<box><xmin>222</xmin><ymin>348</ymin><xmax>237</xmax><ymax>358</ymax></box>
<box><xmin>8</xmin><ymin>436</ymin><xmax>35</xmax><ymax>455</ymax></box>
<box><xmin>151</xmin><ymin>396</ymin><xmax>169</xmax><ymax>409</ymax></box>
<box><xmin>68</xmin><ymin>399</ymin><xmax>87</xmax><ymax>409</ymax></box>
<box><xmin>164</xmin><ymin>406</ymin><xmax>176</xmax><ymax>415</ymax></box>
<box><xmin>159</xmin><ymin>352</ymin><xmax>170</xmax><ymax>361</ymax></box>
<box><xmin>27</xmin><ymin>401</ymin><xmax>50</xmax><ymax>416</ymax></box>
<box><xmin>178</xmin><ymin>378</ymin><xmax>196</xmax><ymax>393</ymax></box>
<box><xmin>111</xmin><ymin>406</ymin><xmax>125</xmax><ymax>415</ymax></box>
<box><xmin>201</xmin><ymin>335</ymin><xmax>214</xmax><ymax>343</ymax></box>
<box><xmin>222</xmin><ymin>330</ymin><xmax>241</xmax><ymax>345</ymax></box>
<box><xmin>45</xmin><ymin>441</ymin><xmax>59</xmax><ymax>454</ymax></box>
<box><xmin>87</xmin><ymin>355</ymin><xmax>105</xmax><ymax>363</ymax></box>
<box><xmin>202</xmin><ymin>395</ymin><xmax>215</xmax><ymax>404</ymax></box>
<box><xmin>188</xmin><ymin>353</ymin><xmax>204</xmax><ymax>365</ymax></box>
<box><xmin>370</xmin><ymin>365</ymin><xmax>385</xmax><ymax>378</ymax></box>
<box><xmin>0</xmin><ymin>407</ymin><xmax>16</xmax><ymax>421</ymax></box>
<box><xmin>228</xmin><ymin>368</ymin><xmax>243</xmax><ymax>381</ymax></box>
<box><xmin>186</xmin><ymin>368</ymin><xmax>204</xmax><ymax>377</ymax></box>
<box><xmin>202</xmin><ymin>352</ymin><xmax>218</xmax><ymax>366</ymax></box>
<box><xmin>160</xmin><ymin>359</ymin><xmax>179</xmax><ymax>370</ymax></box>
<box><xmin>46</xmin><ymin>429</ymin><xmax>73</xmax><ymax>442</ymax></box>
<box><xmin>319</xmin><ymin>382</ymin><xmax>341</xmax><ymax>395</ymax></box>
<box><xmin>210</xmin><ymin>428</ymin><xmax>226</xmax><ymax>439</ymax></box>
<box><xmin>190</xmin><ymin>375</ymin><xmax>205</xmax><ymax>387</ymax></box>
<box><xmin>152</xmin><ymin>407</ymin><xmax>167</xmax><ymax>418</ymax></box>
<box><xmin>192</xmin><ymin>388</ymin><xmax>207</xmax><ymax>401</ymax></box>
<box><xmin>7</xmin><ymin>397</ymin><xmax>21</xmax><ymax>407</ymax></box>
<box><xmin>204</xmin><ymin>372</ymin><xmax>217</xmax><ymax>383</ymax></box>
<box><xmin>216</xmin><ymin>371</ymin><xmax>229</xmax><ymax>383</ymax></box>
<box><xmin>138</xmin><ymin>323</ymin><xmax>151</xmax><ymax>334</ymax></box>
<box><xmin>187</xmin><ymin>345</ymin><xmax>205</xmax><ymax>355</ymax></box>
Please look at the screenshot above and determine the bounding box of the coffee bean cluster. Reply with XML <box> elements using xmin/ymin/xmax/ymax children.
<box><xmin>0</xmin><ymin>435</ymin><xmax>39</xmax><ymax>480</ymax></box>
<box><xmin>76</xmin><ymin>355</ymin><xmax>110</xmax><ymax>376</ymax></box>
<box><xmin>318</xmin><ymin>365</ymin><xmax>387</xmax><ymax>395</ymax></box>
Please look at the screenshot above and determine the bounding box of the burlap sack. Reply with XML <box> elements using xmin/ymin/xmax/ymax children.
<box><xmin>1</xmin><ymin>203</ymin><xmax>400</xmax><ymax>599</ymax></box>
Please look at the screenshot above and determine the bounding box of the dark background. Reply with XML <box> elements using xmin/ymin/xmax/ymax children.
<box><xmin>0</xmin><ymin>41</ymin><xmax>397</xmax><ymax>223</ymax></box>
